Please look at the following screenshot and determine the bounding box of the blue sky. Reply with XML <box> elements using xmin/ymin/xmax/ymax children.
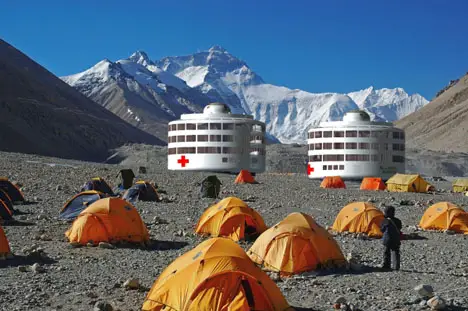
<box><xmin>1</xmin><ymin>0</ymin><xmax>467</xmax><ymax>99</ymax></box>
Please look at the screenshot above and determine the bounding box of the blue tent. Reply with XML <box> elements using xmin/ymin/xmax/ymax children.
<box><xmin>59</xmin><ymin>191</ymin><xmax>108</xmax><ymax>221</ymax></box>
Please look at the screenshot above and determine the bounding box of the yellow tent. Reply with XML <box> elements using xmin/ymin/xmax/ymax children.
<box><xmin>248</xmin><ymin>213</ymin><xmax>346</xmax><ymax>276</ymax></box>
<box><xmin>452</xmin><ymin>179</ymin><xmax>468</xmax><ymax>193</ymax></box>
<box><xmin>65</xmin><ymin>198</ymin><xmax>149</xmax><ymax>245</ymax></box>
<box><xmin>419</xmin><ymin>202</ymin><xmax>468</xmax><ymax>234</ymax></box>
<box><xmin>386</xmin><ymin>174</ymin><xmax>433</xmax><ymax>193</ymax></box>
<box><xmin>195</xmin><ymin>197</ymin><xmax>267</xmax><ymax>241</ymax></box>
<box><xmin>142</xmin><ymin>238</ymin><xmax>293</xmax><ymax>311</ymax></box>
<box><xmin>332</xmin><ymin>202</ymin><xmax>384</xmax><ymax>237</ymax></box>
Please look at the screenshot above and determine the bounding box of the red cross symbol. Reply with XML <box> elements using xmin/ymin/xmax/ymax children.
<box><xmin>307</xmin><ymin>164</ymin><xmax>314</xmax><ymax>175</ymax></box>
<box><xmin>177</xmin><ymin>155</ymin><xmax>189</xmax><ymax>167</ymax></box>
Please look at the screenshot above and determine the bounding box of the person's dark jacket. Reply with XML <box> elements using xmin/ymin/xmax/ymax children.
<box><xmin>380</xmin><ymin>206</ymin><xmax>402</xmax><ymax>247</ymax></box>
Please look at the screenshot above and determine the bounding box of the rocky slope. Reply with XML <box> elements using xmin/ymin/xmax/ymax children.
<box><xmin>1</xmin><ymin>150</ymin><xmax>467</xmax><ymax>311</ymax></box>
<box><xmin>62</xmin><ymin>52</ymin><xmax>212</xmax><ymax>140</ymax></box>
<box><xmin>396</xmin><ymin>73</ymin><xmax>468</xmax><ymax>153</ymax></box>
<box><xmin>0</xmin><ymin>40</ymin><xmax>162</xmax><ymax>161</ymax></box>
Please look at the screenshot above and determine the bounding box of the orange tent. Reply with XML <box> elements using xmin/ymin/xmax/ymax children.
<box><xmin>142</xmin><ymin>238</ymin><xmax>293</xmax><ymax>311</ymax></box>
<box><xmin>419</xmin><ymin>202</ymin><xmax>468</xmax><ymax>234</ymax></box>
<box><xmin>0</xmin><ymin>225</ymin><xmax>11</xmax><ymax>258</ymax></box>
<box><xmin>360</xmin><ymin>177</ymin><xmax>386</xmax><ymax>191</ymax></box>
<box><xmin>248</xmin><ymin>213</ymin><xmax>346</xmax><ymax>276</ymax></box>
<box><xmin>320</xmin><ymin>176</ymin><xmax>346</xmax><ymax>189</ymax></box>
<box><xmin>332</xmin><ymin>202</ymin><xmax>384</xmax><ymax>237</ymax></box>
<box><xmin>235</xmin><ymin>170</ymin><xmax>257</xmax><ymax>184</ymax></box>
<box><xmin>65</xmin><ymin>197</ymin><xmax>149</xmax><ymax>245</ymax></box>
<box><xmin>195</xmin><ymin>197</ymin><xmax>267</xmax><ymax>241</ymax></box>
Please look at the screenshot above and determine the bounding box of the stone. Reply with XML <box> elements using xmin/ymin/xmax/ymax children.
<box><xmin>98</xmin><ymin>242</ymin><xmax>115</xmax><ymax>249</ymax></box>
<box><xmin>443</xmin><ymin>230</ymin><xmax>455</xmax><ymax>235</ymax></box>
<box><xmin>138</xmin><ymin>166</ymin><xmax>147</xmax><ymax>174</ymax></box>
<box><xmin>93</xmin><ymin>301</ymin><xmax>114</xmax><ymax>311</ymax></box>
<box><xmin>123</xmin><ymin>278</ymin><xmax>140</xmax><ymax>290</ymax></box>
<box><xmin>414</xmin><ymin>284</ymin><xmax>434</xmax><ymax>298</ymax></box>
<box><xmin>40</xmin><ymin>234</ymin><xmax>51</xmax><ymax>241</ymax></box>
<box><xmin>335</xmin><ymin>297</ymin><xmax>347</xmax><ymax>304</ymax></box>
<box><xmin>267</xmin><ymin>271</ymin><xmax>281</xmax><ymax>282</ymax></box>
<box><xmin>427</xmin><ymin>296</ymin><xmax>446</xmax><ymax>310</ymax></box>
<box><xmin>31</xmin><ymin>263</ymin><xmax>45</xmax><ymax>274</ymax></box>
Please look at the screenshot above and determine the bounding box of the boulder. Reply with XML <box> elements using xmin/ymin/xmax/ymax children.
<box><xmin>98</xmin><ymin>242</ymin><xmax>115</xmax><ymax>249</ymax></box>
<box><xmin>123</xmin><ymin>278</ymin><xmax>140</xmax><ymax>290</ymax></box>
<box><xmin>427</xmin><ymin>296</ymin><xmax>446</xmax><ymax>310</ymax></box>
<box><xmin>414</xmin><ymin>284</ymin><xmax>434</xmax><ymax>298</ymax></box>
<box><xmin>93</xmin><ymin>301</ymin><xmax>114</xmax><ymax>311</ymax></box>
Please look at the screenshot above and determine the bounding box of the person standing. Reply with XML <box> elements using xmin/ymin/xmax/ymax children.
<box><xmin>380</xmin><ymin>206</ymin><xmax>402</xmax><ymax>270</ymax></box>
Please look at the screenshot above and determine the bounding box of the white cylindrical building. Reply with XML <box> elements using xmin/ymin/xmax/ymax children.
<box><xmin>167</xmin><ymin>103</ymin><xmax>266</xmax><ymax>173</ymax></box>
<box><xmin>307</xmin><ymin>110</ymin><xmax>405</xmax><ymax>180</ymax></box>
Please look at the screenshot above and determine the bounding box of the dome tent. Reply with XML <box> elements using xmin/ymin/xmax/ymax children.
<box><xmin>0</xmin><ymin>178</ymin><xmax>24</xmax><ymax>203</ymax></box>
<box><xmin>320</xmin><ymin>176</ymin><xmax>346</xmax><ymax>189</ymax></box>
<box><xmin>0</xmin><ymin>225</ymin><xmax>11</xmax><ymax>259</ymax></box>
<box><xmin>360</xmin><ymin>177</ymin><xmax>386</xmax><ymax>191</ymax></box>
<box><xmin>419</xmin><ymin>202</ymin><xmax>468</xmax><ymax>234</ymax></box>
<box><xmin>59</xmin><ymin>191</ymin><xmax>109</xmax><ymax>221</ymax></box>
<box><xmin>0</xmin><ymin>199</ymin><xmax>13</xmax><ymax>221</ymax></box>
<box><xmin>195</xmin><ymin>197</ymin><xmax>267</xmax><ymax>241</ymax></box>
<box><xmin>248</xmin><ymin>213</ymin><xmax>346</xmax><ymax>276</ymax></box>
<box><xmin>332</xmin><ymin>202</ymin><xmax>385</xmax><ymax>237</ymax></box>
<box><xmin>122</xmin><ymin>181</ymin><xmax>160</xmax><ymax>202</ymax></box>
<box><xmin>142</xmin><ymin>238</ymin><xmax>293</xmax><ymax>311</ymax></box>
<box><xmin>235</xmin><ymin>170</ymin><xmax>257</xmax><ymax>184</ymax></box>
<box><xmin>81</xmin><ymin>177</ymin><xmax>114</xmax><ymax>195</ymax></box>
<box><xmin>65</xmin><ymin>197</ymin><xmax>149</xmax><ymax>245</ymax></box>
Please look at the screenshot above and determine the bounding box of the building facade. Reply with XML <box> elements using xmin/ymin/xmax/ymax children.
<box><xmin>167</xmin><ymin>103</ymin><xmax>266</xmax><ymax>173</ymax></box>
<box><xmin>307</xmin><ymin>110</ymin><xmax>405</xmax><ymax>180</ymax></box>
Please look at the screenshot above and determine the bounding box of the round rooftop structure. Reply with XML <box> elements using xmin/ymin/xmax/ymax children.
<box><xmin>203</xmin><ymin>102</ymin><xmax>231</xmax><ymax>114</ymax></box>
<box><xmin>343</xmin><ymin>110</ymin><xmax>371</xmax><ymax>122</ymax></box>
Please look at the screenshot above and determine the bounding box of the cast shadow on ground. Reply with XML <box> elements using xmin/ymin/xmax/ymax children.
<box><xmin>1</xmin><ymin>220</ymin><xmax>35</xmax><ymax>227</ymax></box>
<box><xmin>402</xmin><ymin>233</ymin><xmax>428</xmax><ymax>240</ymax></box>
<box><xmin>73</xmin><ymin>239</ymin><xmax>189</xmax><ymax>251</ymax></box>
<box><xmin>0</xmin><ymin>254</ymin><xmax>57</xmax><ymax>268</ymax></box>
<box><xmin>292</xmin><ymin>307</ymin><xmax>316</xmax><ymax>311</ymax></box>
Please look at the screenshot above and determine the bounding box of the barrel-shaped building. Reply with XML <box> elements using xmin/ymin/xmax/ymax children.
<box><xmin>167</xmin><ymin>103</ymin><xmax>266</xmax><ymax>173</ymax></box>
<box><xmin>307</xmin><ymin>110</ymin><xmax>405</xmax><ymax>180</ymax></box>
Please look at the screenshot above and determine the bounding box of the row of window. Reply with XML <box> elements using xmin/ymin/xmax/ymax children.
<box><xmin>308</xmin><ymin>130</ymin><xmax>405</xmax><ymax>139</ymax></box>
<box><xmin>168</xmin><ymin>147</ymin><xmax>265</xmax><ymax>155</ymax></box>
<box><xmin>308</xmin><ymin>142</ymin><xmax>405</xmax><ymax>151</ymax></box>
<box><xmin>323</xmin><ymin>165</ymin><xmax>345</xmax><ymax>171</ymax></box>
<box><xmin>168</xmin><ymin>123</ymin><xmax>265</xmax><ymax>132</ymax></box>
<box><xmin>309</xmin><ymin>154</ymin><xmax>404</xmax><ymax>163</ymax></box>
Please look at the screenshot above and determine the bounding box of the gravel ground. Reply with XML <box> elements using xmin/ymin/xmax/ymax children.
<box><xmin>1</xmin><ymin>151</ymin><xmax>468</xmax><ymax>311</ymax></box>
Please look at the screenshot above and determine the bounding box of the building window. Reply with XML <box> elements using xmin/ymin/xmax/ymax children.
<box><xmin>400</xmin><ymin>144</ymin><xmax>405</xmax><ymax>151</ymax></box>
<box><xmin>384</xmin><ymin>143</ymin><xmax>388</xmax><ymax>150</ymax></box>
<box><xmin>393</xmin><ymin>132</ymin><xmax>400</xmax><ymax>139</ymax></box>
<box><xmin>323</xmin><ymin>154</ymin><xmax>344</xmax><ymax>161</ymax></box>
<box><xmin>210</xmin><ymin>123</ymin><xmax>222</xmax><ymax>130</ymax></box>
<box><xmin>371</xmin><ymin>154</ymin><xmax>379</xmax><ymax>161</ymax></box>
<box><xmin>197</xmin><ymin>135</ymin><xmax>208</xmax><ymax>142</ymax></box>
<box><xmin>168</xmin><ymin>148</ymin><xmax>176</xmax><ymax>155</ymax></box>
<box><xmin>392</xmin><ymin>155</ymin><xmax>405</xmax><ymax>163</ymax></box>
<box><xmin>371</xmin><ymin>143</ymin><xmax>379</xmax><ymax>150</ymax></box>
<box><xmin>346</xmin><ymin>131</ymin><xmax>357</xmax><ymax>137</ymax></box>
<box><xmin>177</xmin><ymin>147</ymin><xmax>196</xmax><ymax>154</ymax></box>
<box><xmin>186</xmin><ymin>123</ymin><xmax>196</xmax><ymax>130</ymax></box>
<box><xmin>392</xmin><ymin>144</ymin><xmax>399</xmax><ymax>151</ymax></box>
<box><xmin>171</xmin><ymin>124</ymin><xmax>177</xmax><ymax>131</ymax></box>
<box><xmin>339</xmin><ymin>165</ymin><xmax>344</xmax><ymax>170</ymax></box>
<box><xmin>315</xmin><ymin>143</ymin><xmax>322</xmax><ymax>150</ymax></box>
<box><xmin>223</xmin><ymin>135</ymin><xmax>234</xmax><ymax>142</ymax></box>
<box><xmin>371</xmin><ymin>131</ymin><xmax>380</xmax><ymax>137</ymax></box>
<box><xmin>333</xmin><ymin>165</ymin><xmax>338</xmax><ymax>170</ymax></box>
<box><xmin>309</xmin><ymin>132</ymin><xmax>315</xmax><ymax>139</ymax></box>
<box><xmin>177</xmin><ymin>124</ymin><xmax>185</xmax><ymax>131</ymax></box>
<box><xmin>334</xmin><ymin>131</ymin><xmax>344</xmax><ymax>137</ymax></box>
<box><xmin>323</xmin><ymin>131</ymin><xmax>333</xmax><ymax>138</ymax></box>
<box><xmin>359</xmin><ymin>142</ymin><xmax>369</xmax><ymax>149</ymax></box>
<box><xmin>223</xmin><ymin>147</ymin><xmax>237</xmax><ymax>154</ymax></box>
<box><xmin>198</xmin><ymin>147</ymin><xmax>221</xmax><ymax>154</ymax></box>
<box><xmin>334</xmin><ymin>142</ymin><xmax>344</xmax><ymax>149</ymax></box>
<box><xmin>346</xmin><ymin>142</ymin><xmax>357</xmax><ymax>149</ymax></box>
<box><xmin>168</xmin><ymin>125</ymin><xmax>172</xmax><ymax>132</ymax></box>
<box><xmin>315</xmin><ymin>131</ymin><xmax>322</xmax><ymax>138</ymax></box>
<box><xmin>198</xmin><ymin>123</ymin><xmax>208</xmax><ymax>130</ymax></box>
<box><xmin>222</xmin><ymin>157</ymin><xmax>228</xmax><ymax>163</ymax></box>
<box><xmin>186</xmin><ymin>135</ymin><xmax>196</xmax><ymax>142</ymax></box>
<box><xmin>310</xmin><ymin>155</ymin><xmax>322</xmax><ymax>162</ymax></box>
<box><xmin>210</xmin><ymin>135</ymin><xmax>222</xmax><ymax>142</ymax></box>
<box><xmin>359</xmin><ymin>131</ymin><xmax>370</xmax><ymax>137</ymax></box>
<box><xmin>177</xmin><ymin>136</ymin><xmax>185</xmax><ymax>142</ymax></box>
<box><xmin>346</xmin><ymin>154</ymin><xmax>370</xmax><ymax>161</ymax></box>
<box><xmin>308</xmin><ymin>144</ymin><xmax>314</xmax><ymax>151</ymax></box>
<box><xmin>400</xmin><ymin>132</ymin><xmax>405</xmax><ymax>139</ymax></box>
<box><xmin>223</xmin><ymin>123</ymin><xmax>234</xmax><ymax>130</ymax></box>
<box><xmin>323</xmin><ymin>143</ymin><xmax>333</xmax><ymax>149</ymax></box>
<box><xmin>323</xmin><ymin>165</ymin><xmax>327</xmax><ymax>170</ymax></box>
<box><xmin>328</xmin><ymin>165</ymin><xmax>333</xmax><ymax>170</ymax></box>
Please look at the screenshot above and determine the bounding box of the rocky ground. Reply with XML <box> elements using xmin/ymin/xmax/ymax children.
<box><xmin>1</xmin><ymin>150</ymin><xmax>468</xmax><ymax>311</ymax></box>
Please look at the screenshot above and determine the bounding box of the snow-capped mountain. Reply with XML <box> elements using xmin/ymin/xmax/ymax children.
<box><xmin>63</xmin><ymin>46</ymin><xmax>429</xmax><ymax>144</ymax></box>
<box><xmin>154</xmin><ymin>46</ymin><xmax>429</xmax><ymax>143</ymax></box>
<box><xmin>61</xmin><ymin>52</ymin><xmax>211</xmax><ymax>139</ymax></box>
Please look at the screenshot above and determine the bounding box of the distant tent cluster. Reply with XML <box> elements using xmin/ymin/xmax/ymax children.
<box><xmin>319</xmin><ymin>174</ymin><xmax>435</xmax><ymax>193</ymax></box>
